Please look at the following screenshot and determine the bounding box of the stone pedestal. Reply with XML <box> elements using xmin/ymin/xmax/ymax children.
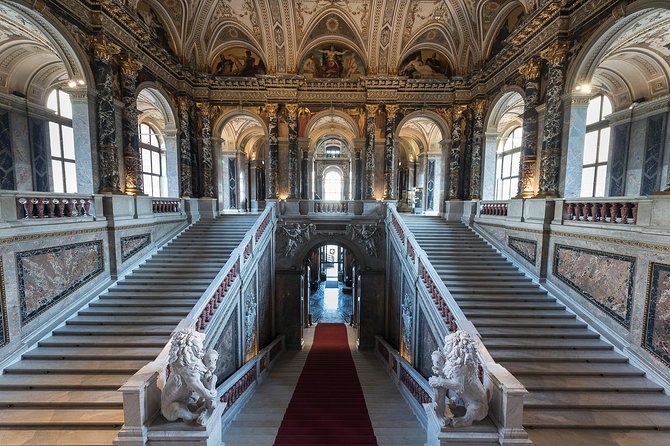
<box><xmin>147</xmin><ymin>403</ymin><xmax>226</xmax><ymax>446</ymax></box>
<box><xmin>442</xmin><ymin>200</ymin><xmax>465</xmax><ymax>221</ymax></box>
<box><xmin>423</xmin><ymin>404</ymin><xmax>499</xmax><ymax>446</ymax></box>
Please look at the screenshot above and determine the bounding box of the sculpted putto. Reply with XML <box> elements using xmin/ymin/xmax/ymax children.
<box><xmin>429</xmin><ymin>330</ymin><xmax>488</xmax><ymax>427</ymax></box>
<box><xmin>161</xmin><ymin>328</ymin><xmax>219</xmax><ymax>425</ymax></box>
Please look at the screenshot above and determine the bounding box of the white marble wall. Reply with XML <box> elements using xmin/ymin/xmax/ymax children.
<box><xmin>625</xmin><ymin>118</ymin><xmax>647</xmax><ymax>196</ymax></box>
<box><xmin>9</xmin><ymin>110</ymin><xmax>32</xmax><ymax>191</ymax></box>
<box><xmin>71</xmin><ymin>92</ymin><xmax>94</xmax><ymax>194</ymax></box>
<box><xmin>482</xmin><ymin>132</ymin><xmax>499</xmax><ymax>200</ymax></box>
<box><xmin>561</xmin><ymin>101</ymin><xmax>588</xmax><ymax>198</ymax></box>
<box><xmin>165</xmin><ymin>130</ymin><xmax>179</xmax><ymax>197</ymax></box>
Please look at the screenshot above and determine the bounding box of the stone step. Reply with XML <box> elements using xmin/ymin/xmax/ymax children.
<box><xmin>463</xmin><ymin>309</ymin><xmax>574</xmax><ymax>319</ymax></box>
<box><xmin>458</xmin><ymin>301</ymin><xmax>564</xmax><ymax>310</ymax></box>
<box><xmin>0</xmin><ymin>390</ymin><xmax>122</xmax><ymax>407</ymax></box>
<box><xmin>0</xmin><ymin>428</ymin><xmax>119</xmax><ymax>446</ymax></box>
<box><xmin>0</xmin><ymin>374</ymin><xmax>127</xmax><ymax>390</ymax></box>
<box><xmin>478</xmin><ymin>327</ymin><xmax>599</xmax><ymax>338</ymax></box>
<box><xmin>79</xmin><ymin>307</ymin><xmax>189</xmax><ymax>317</ymax></box>
<box><xmin>101</xmin><ymin>291</ymin><xmax>204</xmax><ymax>298</ymax></box>
<box><xmin>525</xmin><ymin>391</ymin><xmax>670</xmax><ymax>410</ymax></box>
<box><xmin>454</xmin><ymin>295</ymin><xmax>554</xmax><ymax>303</ymax></box>
<box><xmin>524</xmin><ymin>409</ymin><xmax>670</xmax><ymax>429</ymax></box>
<box><xmin>502</xmin><ymin>362</ymin><xmax>642</xmax><ymax>376</ymax></box>
<box><xmin>90</xmin><ymin>299</ymin><xmax>198</xmax><ymax>307</ymax></box>
<box><xmin>3</xmin><ymin>359</ymin><xmax>147</xmax><ymax>376</ymax></box>
<box><xmin>441</xmin><ymin>280</ymin><xmax>534</xmax><ymax>288</ymax></box>
<box><xmin>0</xmin><ymin>408</ymin><xmax>124</xmax><ymax>427</ymax></box>
<box><xmin>471</xmin><ymin>318</ymin><xmax>586</xmax><ymax>328</ymax></box>
<box><xmin>22</xmin><ymin>346</ymin><xmax>161</xmax><ymax>361</ymax></box>
<box><xmin>490</xmin><ymin>349</ymin><xmax>626</xmax><ymax>363</ymax></box>
<box><xmin>54</xmin><ymin>325</ymin><xmax>174</xmax><ymax>336</ymax></box>
<box><xmin>40</xmin><ymin>334</ymin><xmax>168</xmax><ymax>347</ymax></box>
<box><xmin>449</xmin><ymin>287</ymin><xmax>542</xmax><ymax>295</ymax></box>
<box><xmin>482</xmin><ymin>337</ymin><xmax>611</xmax><ymax>350</ymax></box>
<box><xmin>66</xmin><ymin>315</ymin><xmax>182</xmax><ymax>325</ymax></box>
<box><xmin>109</xmin><ymin>285</ymin><xmax>209</xmax><ymax>292</ymax></box>
<box><xmin>520</xmin><ymin>376</ymin><xmax>665</xmax><ymax>392</ymax></box>
<box><xmin>119</xmin><ymin>278</ymin><xmax>213</xmax><ymax>285</ymax></box>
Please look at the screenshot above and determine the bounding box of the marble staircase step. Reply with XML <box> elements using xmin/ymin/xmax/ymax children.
<box><xmin>462</xmin><ymin>309</ymin><xmax>575</xmax><ymax>318</ymax></box>
<box><xmin>482</xmin><ymin>337</ymin><xmax>610</xmax><ymax>350</ymax></box>
<box><xmin>0</xmin><ymin>428</ymin><xmax>119</xmax><ymax>446</ymax></box>
<box><xmin>443</xmin><ymin>281</ymin><xmax>538</xmax><ymax>288</ymax></box>
<box><xmin>478</xmin><ymin>327</ymin><xmax>599</xmax><ymax>338</ymax></box>
<box><xmin>54</xmin><ymin>324</ymin><xmax>174</xmax><ymax>336</ymax></box>
<box><xmin>66</xmin><ymin>315</ymin><xmax>183</xmax><ymax>325</ymax></box>
<box><xmin>3</xmin><ymin>359</ymin><xmax>149</xmax><ymax>374</ymax></box>
<box><xmin>90</xmin><ymin>298</ymin><xmax>198</xmax><ymax>307</ymax></box>
<box><xmin>78</xmin><ymin>307</ymin><xmax>189</xmax><ymax>316</ymax></box>
<box><xmin>525</xmin><ymin>391</ymin><xmax>670</xmax><ymax>410</ymax></box>
<box><xmin>457</xmin><ymin>301</ymin><xmax>564</xmax><ymax>310</ymax></box>
<box><xmin>469</xmin><ymin>317</ymin><xmax>586</xmax><ymax>328</ymax></box>
<box><xmin>501</xmin><ymin>362</ymin><xmax>642</xmax><ymax>376</ymax></box>
<box><xmin>520</xmin><ymin>376</ymin><xmax>665</xmax><ymax>392</ymax></box>
<box><xmin>489</xmin><ymin>349</ymin><xmax>625</xmax><ymax>363</ymax></box>
<box><xmin>0</xmin><ymin>408</ymin><xmax>124</xmax><ymax>427</ymax></box>
<box><xmin>0</xmin><ymin>390</ymin><xmax>122</xmax><ymax>407</ymax></box>
<box><xmin>524</xmin><ymin>409</ymin><xmax>670</xmax><ymax>429</ymax></box>
<box><xmin>21</xmin><ymin>346</ymin><xmax>161</xmax><ymax>361</ymax></box>
<box><xmin>100</xmin><ymin>291</ymin><xmax>204</xmax><ymax>298</ymax></box>
<box><xmin>449</xmin><ymin>287</ymin><xmax>545</xmax><ymax>295</ymax></box>
<box><xmin>454</xmin><ymin>294</ymin><xmax>553</xmax><ymax>303</ymax></box>
<box><xmin>39</xmin><ymin>335</ymin><xmax>168</xmax><ymax>347</ymax></box>
<box><xmin>0</xmin><ymin>374</ymin><xmax>127</xmax><ymax>390</ymax></box>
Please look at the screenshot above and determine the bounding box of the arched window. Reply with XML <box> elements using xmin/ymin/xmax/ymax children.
<box><xmin>581</xmin><ymin>94</ymin><xmax>612</xmax><ymax>197</ymax></box>
<box><xmin>139</xmin><ymin>123</ymin><xmax>164</xmax><ymax>196</ymax></box>
<box><xmin>495</xmin><ymin>127</ymin><xmax>522</xmax><ymax>200</ymax></box>
<box><xmin>47</xmin><ymin>89</ymin><xmax>77</xmax><ymax>193</ymax></box>
<box><xmin>323</xmin><ymin>170</ymin><xmax>343</xmax><ymax>201</ymax></box>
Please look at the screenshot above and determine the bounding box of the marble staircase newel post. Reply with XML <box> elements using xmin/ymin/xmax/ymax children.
<box><xmin>196</xmin><ymin>102</ymin><xmax>214</xmax><ymax>198</ymax></box>
<box><xmin>384</xmin><ymin>104</ymin><xmax>400</xmax><ymax>200</ymax></box>
<box><xmin>517</xmin><ymin>59</ymin><xmax>541</xmax><ymax>198</ymax></box>
<box><xmin>178</xmin><ymin>96</ymin><xmax>193</xmax><ymax>197</ymax></box>
<box><xmin>119</xmin><ymin>55</ymin><xmax>143</xmax><ymax>195</ymax></box>
<box><xmin>286</xmin><ymin>104</ymin><xmax>299</xmax><ymax>199</ymax></box>
<box><xmin>91</xmin><ymin>35</ymin><xmax>121</xmax><ymax>194</ymax></box>
<box><xmin>364</xmin><ymin>104</ymin><xmax>379</xmax><ymax>200</ymax></box>
<box><xmin>449</xmin><ymin>105</ymin><xmax>467</xmax><ymax>200</ymax></box>
<box><xmin>266</xmin><ymin>103</ymin><xmax>279</xmax><ymax>199</ymax></box>
<box><xmin>538</xmin><ymin>42</ymin><xmax>569</xmax><ymax>197</ymax></box>
<box><xmin>469</xmin><ymin>100</ymin><xmax>486</xmax><ymax>200</ymax></box>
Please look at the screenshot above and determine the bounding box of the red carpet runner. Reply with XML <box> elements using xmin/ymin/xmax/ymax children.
<box><xmin>274</xmin><ymin>323</ymin><xmax>378</xmax><ymax>445</ymax></box>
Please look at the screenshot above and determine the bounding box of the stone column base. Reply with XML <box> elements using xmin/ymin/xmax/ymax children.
<box><xmin>147</xmin><ymin>403</ymin><xmax>226</xmax><ymax>446</ymax></box>
<box><xmin>423</xmin><ymin>403</ymin><xmax>499</xmax><ymax>446</ymax></box>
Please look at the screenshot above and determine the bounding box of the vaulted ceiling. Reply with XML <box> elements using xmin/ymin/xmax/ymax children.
<box><xmin>129</xmin><ymin>0</ymin><xmax>542</xmax><ymax>76</ymax></box>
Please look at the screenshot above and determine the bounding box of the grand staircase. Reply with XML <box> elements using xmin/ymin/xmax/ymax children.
<box><xmin>401</xmin><ymin>215</ymin><xmax>670</xmax><ymax>446</ymax></box>
<box><xmin>0</xmin><ymin>214</ymin><xmax>259</xmax><ymax>446</ymax></box>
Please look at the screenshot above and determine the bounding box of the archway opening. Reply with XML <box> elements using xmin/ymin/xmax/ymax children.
<box><xmin>323</xmin><ymin>169</ymin><xmax>343</xmax><ymax>201</ymax></box>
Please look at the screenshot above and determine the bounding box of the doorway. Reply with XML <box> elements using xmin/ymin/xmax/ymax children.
<box><xmin>306</xmin><ymin>244</ymin><xmax>354</xmax><ymax>324</ymax></box>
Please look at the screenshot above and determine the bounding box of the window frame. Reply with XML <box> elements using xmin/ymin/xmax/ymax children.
<box><xmin>494</xmin><ymin>126</ymin><xmax>522</xmax><ymax>201</ymax></box>
<box><xmin>46</xmin><ymin>88</ymin><xmax>77</xmax><ymax>193</ymax></box>
<box><xmin>139</xmin><ymin>122</ymin><xmax>164</xmax><ymax>197</ymax></box>
<box><xmin>581</xmin><ymin>93</ymin><xmax>612</xmax><ymax>198</ymax></box>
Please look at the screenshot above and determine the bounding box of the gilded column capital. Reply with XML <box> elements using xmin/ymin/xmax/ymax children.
<box><xmin>385</xmin><ymin>104</ymin><xmax>400</xmax><ymax>116</ymax></box>
<box><xmin>365</xmin><ymin>104</ymin><xmax>379</xmax><ymax>117</ymax></box>
<box><xmin>473</xmin><ymin>99</ymin><xmax>486</xmax><ymax>114</ymax></box>
<box><xmin>90</xmin><ymin>36</ymin><xmax>120</xmax><ymax>62</ymax></box>
<box><xmin>540</xmin><ymin>41</ymin><xmax>569</xmax><ymax>65</ymax></box>
<box><xmin>452</xmin><ymin>104</ymin><xmax>468</xmax><ymax>119</ymax></box>
<box><xmin>119</xmin><ymin>55</ymin><xmax>143</xmax><ymax>77</ymax></box>
<box><xmin>178</xmin><ymin>96</ymin><xmax>191</xmax><ymax>110</ymax></box>
<box><xmin>265</xmin><ymin>103</ymin><xmax>279</xmax><ymax>117</ymax></box>
<box><xmin>285</xmin><ymin>103</ymin><xmax>299</xmax><ymax>118</ymax></box>
<box><xmin>196</xmin><ymin>102</ymin><xmax>211</xmax><ymax>116</ymax></box>
<box><xmin>518</xmin><ymin>59</ymin><xmax>541</xmax><ymax>80</ymax></box>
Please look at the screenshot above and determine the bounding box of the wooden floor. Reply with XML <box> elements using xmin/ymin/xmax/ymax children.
<box><xmin>222</xmin><ymin>325</ymin><xmax>425</xmax><ymax>446</ymax></box>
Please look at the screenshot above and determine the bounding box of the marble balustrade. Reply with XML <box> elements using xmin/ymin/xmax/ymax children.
<box><xmin>277</xmin><ymin>199</ymin><xmax>383</xmax><ymax>217</ymax></box>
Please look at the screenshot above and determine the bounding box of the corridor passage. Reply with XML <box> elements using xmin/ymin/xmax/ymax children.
<box><xmin>222</xmin><ymin>325</ymin><xmax>425</xmax><ymax>445</ymax></box>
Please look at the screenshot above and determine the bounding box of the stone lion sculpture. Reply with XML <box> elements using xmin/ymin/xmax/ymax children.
<box><xmin>428</xmin><ymin>330</ymin><xmax>488</xmax><ymax>427</ymax></box>
<box><xmin>161</xmin><ymin>328</ymin><xmax>219</xmax><ymax>425</ymax></box>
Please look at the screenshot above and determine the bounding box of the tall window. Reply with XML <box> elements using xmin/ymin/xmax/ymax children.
<box><xmin>495</xmin><ymin>127</ymin><xmax>522</xmax><ymax>200</ymax></box>
<box><xmin>139</xmin><ymin>123</ymin><xmax>163</xmax><ymax>196</ymax></box>
<box><xmin>47</xmin><ymin>89</ymin><xmax>76</xmax><ymax>193</ymax></box>
<box><xmin>581</xmin><ymin>94</ymin><xmax>612</xmax><ymax>197</ymax></box>
<box><xmin>323</xmin><ymin>170</ymin><xmax>343</xmax><ymax>200</ymax></box>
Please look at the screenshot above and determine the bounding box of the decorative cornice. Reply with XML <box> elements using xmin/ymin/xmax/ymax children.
<box><xmin>540</xmin><ymin>41</ymin><xmax>570</xmax><ymax>65</ymax></box>
<box><xmin>90</xmin><ymin>35</ymin><xmax>120</xmax><ymax>62</ymax></box>
<box><xmin>119</xmin><ymin>55</ymin><xmax>143</xmax><ymax>77</ymax></box>
<box><xmin>518</xmin><ymin>59</ymin><xmax>541</xmax><ymax>81</ymax></box>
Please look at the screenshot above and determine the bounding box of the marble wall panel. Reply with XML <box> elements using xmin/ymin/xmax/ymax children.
<box><xmin>0</xmin><ymin>258</ymin><xmax>8</xmax><ymax>347</ymax></box>
<box><xmin>553</xmin><ymin>244</ymin><xmax>634</xmax><ymax>327</ymax></box>
<box><xmin>243</xmin><ymin>273</ymin><xmax>258</xmax><ymax>362</ymax></box>
<box><xmin>120</xmin><ymin>233</ymin><xmax>151</xmax><ymax>262</ymax></box>
<box><xmin>426</xmin><ymin>160</ymin><xmax>435</xmax><ymax>210</ymax></box>
<box><xmin>417</xmin><ymin>309</ymin><xmax>438</xmax><ymax>380</ymax></box>
<box><xmin>644</xmin><ymin>262</ymin><xmax>670</xmax><ymax>367</ymax></box>
<box><xmin>17</xmin><ymin>240</ymin><xmax>104</xmax><ymax>324</ymax></box>
<box><xmin>609</xmin><ymin>123</ymin><xmax>629</xmax><ymax>197</ymax></box>
<box><xmin>0</xmin><ymin>110</ymin><xmax>15</xmax><ymax>190</ymax></box>
<box><xmin>29</xmin><ymin>118</ymin><xmax>49</xmax><ymax>192</ymax></box>
<box><xmin>400</xmin><ymin>270</ymin><xmax>415</xmax><ymax>364</ymax></box>
<box><xmin>258</xmin><ymin>244</ymin><xmax>272</xmax><ymax>349</ymax></box>
<box><xmin>641</xmin><ymin>114</ymin><xmax>667</xmax><ymax>195</ymax></box>
<box><xmin>214</xmin><ymin>307</ymin><xmax>239</xmax><ymax>386</ymax></box>
<box><xmin>508</xmin><ymin>236</ymin><xmax>537</xmax><ymax>265</ymax></box>
<box><xmin>388</xmin><ymin>247</ymin><xmax>401</xmax><ymax>350</ymax></box>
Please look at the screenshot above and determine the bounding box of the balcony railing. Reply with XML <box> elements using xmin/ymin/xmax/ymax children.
<box><xmin>564</xmin><ymin>199</ymin><xmax>638</xmax><ymax>224</ymax></box>
<box><xmin>14</xmin><ymin>193</ymin><xmax>95</xmax><ymax>219</ymax></box>
<box><xmin>480</xmin><ymin>200</ymin><xmax>508</xmax><ymax>216</ymax></box>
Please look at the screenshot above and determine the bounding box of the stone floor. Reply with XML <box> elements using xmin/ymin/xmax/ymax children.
<box><xmin>221</xmin><ymin>325</ymin><xmax>426</xmax><ymax>446</ymax></box>
<box><xmin>308</xmin><ymin>281</ymin><xmax>353</xmax><ymax>324</ymax></box>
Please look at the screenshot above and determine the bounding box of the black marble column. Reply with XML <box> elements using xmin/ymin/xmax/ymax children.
<box><xmin>120</xmin><ymin>55</ymin><xmax>143</xmax><ymax>195</ymax></box>
<box><xmin>364</xmin><ymin>104</ymin><xmax>378</xmax><ymax>200</ymax></box>
<box><xmin>177</xmin><ymin>97</ymin><xmax>193</xmax><ymax>197</ymax></box>
<box><xmin>449</xmin><ymin>105</ymin><xmax>467</xmax><ymax>200</ymax></box>
<box><xmin>469</xmin><ymin>100</ymin><xmax>486</xmax><ymax>200</ymax></box>
<box><xmin>196</xmin><ymin>102</ymin><xmax>214</xmax><ymax>198</ymax></box>
<box><xmin>286</xmin><ymin>104</ymin><xmax>299</xmax><ymax>199</ymax></box>
<box><xmin>0</xmin><ymin>111</ymin><xmax>15</xmax><ymax>190</ymax></box>
<box><xmin>266</xmin><ymin>104</ymin><xmax>279</xmax><ymax>199</ymax></box>
<box><xmin>354</xmin><ymin>150</ymin><xmax>362</xmax><ymax>200</ymax></box>
<box><xmin>91</xmin><ymin>36</ymin><xmax>121</xmax><ymax>193</ymax></box>
<box><xmin>516</xmin><ymin>59</ymin><xmax>541</xmax><ymax>198</ymax></box>
<box><xmin>538</xmin><ymin>42</ymin><xmax>569</xmax><ymax>197</ymax></box>
<box><xmin>383</xmin><ymin>104</ymin><xmax>400</xmax><ymax>200</ymax></box>
<box><xmin>300</xmin><ymin>149</ymin><xmax>308</xmax><ymax>199</ymax></box>
<box><xmin>30</xmin><ymin>118</ymin><xmax>49</xmax><ymax>191</ymax></box>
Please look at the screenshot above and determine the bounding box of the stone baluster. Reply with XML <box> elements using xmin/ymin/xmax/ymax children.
<box><xmin>537</xmin><ymin>42</ymin><xmax>569</xmax><ymax>197</ymax></box>
<box><xmin>517</xmin><ymin>59</ymin><xmax>541</xmax><ymax>198</ymax></box>
<box><xmin>449</xmin><ymin>105</ymin><xmax>467</xmax><ymax>200</ymax></box>
<box><xmin>90</xmin><ymin>35</ymin><xmax>121</xmax><ymax>193</ymax></box>
<box><xmin>364</xmin><ymin>104</ymin><xmax>378</xmax><ymax>200</ymax></box>
<box><xmin>266</xmin><ymin>104</ymin><xmax>279</xmax><ymax>199</ymax></box>
<box><xmin>119</xmin><ymin>55</ymin><xmax>144</xmax><ymax>195</ymax></box>
<box><xmin>177</xmin><ymin>97</ymin><xmax>193</xmax><ymax>197</ymax></box>
<box><xmin>609</xmin><ymin>202</ymin><xmax>619</xmax><ymax>223</ymax></box>
<box><xmin>621</xmin><ymin>202</ymin><xmax>630</xmax><ymax>224</ymax></box>
<box><xmin>383</xmin><ymin>104</ymin><xmax>400</xmax><ymax>200</ymax></box>
<box><xmin>469</xmin><ymin>100</ymin><xmax>486</xmax><ymax>200</ymax></box>
<box><xmin>196</xmin><ymin>102</ymin><xmax>214</xmax><ymax>198</ymax></box>
<box><xmin>285</xmin><ymin>104</ymin><xmax>299</xmax><ymax>199</ymax></box>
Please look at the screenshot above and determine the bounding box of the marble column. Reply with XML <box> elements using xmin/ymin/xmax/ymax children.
<box><xmin>563</xmin><ymin>94</ymin><xmax>590</xmax><ymax>197</ymax></box>
<box><xmin>383</xmin><ymin>104</ymin><xmax>400</xmax><ymax>200</ymax></box>
<box><xmin>196</xmin><ymin>102</ymin><xmax>214</xmax><ymax>198</ymax></box>
<box><xmin>164</xmin><ymin>128</ymin><xmax>179</xmax><ymax>197</ymax></box>
<box><xmin>516</xmin><ymin>59</ymin><xmax>541</xmax><ymax>198</ymax></box>
<box><xmin>177</xmin><ymin>97</ymin><xmax>193</xmax><ymax>197</ymax></box>
<box><xmin>286</xmin><ymin>104</ymin><xmax>299</xmax><ymax>199</ymax></box>
<box><xmin>354</xmin><ymin>149</ymin><xmax>362</xmax><ymax>200</ymax></box>
<box><xmin>91</xmin><ymin>36</ymin><xmax>121</xmax><ymax>193</ymax></box>
<box><xmin>119</xmin><ymin>55</ymin><xmax>143</xmax><ymax>195</ymax></box>
<box><xmin>537</xmin><ymin>42</ymin><xmax>569</xmax><ymax>197</ymax></box>
<box><xmin>300</xmin><ymin>148</ymin><xmax>309</xmax><ymax>199</ymax></box>
<box><xmin>469</xmin><ymin>100</ymin><xmax>486</xmax><ymax>200</ymax></box>
<box><xmin>266</xmin><ymin>103</ymin><xmax>279</xmax><ymax>199</ymax></box>
<box><xmin>482</xmin><ymin>132</ymin><xmax>500</xmax><ymax>199</ymax></box>
<box><xmin>69</xmin><ymin>89</ymin><xmax>94</xmax><ymax>194</ymax></box>
<box><xmin>449</xmin><ymin>105</ymin><xmax>467</xmax><ymax>200</ymax></box>
<box><xmin>364</xmin><ymin>104</ymin><xmax>378</xmax><ymax>200</ymax></box>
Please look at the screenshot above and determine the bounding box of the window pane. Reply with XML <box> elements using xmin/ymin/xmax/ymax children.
<box><xmin>496</xmin><ymin>157</ymin><xmax>502</xmax><ymax>180</ymax></box>
<box><xmin>49</xmin><ymin>122</ymin><xmax>61</xmax><ymax>157</ymax></box>
<box><xmin>502</xmin><ymin>179</ymin><xmax>511</xmax><ymax>200</ymax></box>
<box><xmin>150</xmin><ymin>132</ymin><xmax>159</xmax><ymax>148</ymax></box>
<box><xmin>52</xmin><ymin>160</ymin><xmax>64</xmax><ymax>193</ymax></box>
<box><xmin>512</xmin><ymin>127</ymin><xmax>523</xmax><ymax>148</ymax></box>
<box><xmin>595</xmin><ymin>165</ymin><xmax>607</xmax><ymax>197</ymax></box>
<box><xmin>59</xmin><ymin>91</ymin><xmax>72</xmax><ymax>119</ymax></box>
<box><xmin>46</xmin><ymin>90</ymin><xmax>58</xmax><ymax>112</ymax></box>
<box><xmin>61</xmin><ymin>126</ymin><xmax>75</xmax><ymax>159</ymax></box>
<box><xmin>143</xmin><ymin>174</ymin><xmax>152</xmax><ymax>196</ymax></box>
<box><xmin>502</xmin><ymin>154</ymin><xmax>512</xmax><ymax>177</ymax></box>
<box><xmin>601</xmin><ymin>96</ymin><xmax>613</xmax><ymax>118</ymax></box>
<box><xmin>581</xmin><ymin>166</ymin><xmax>595</xmax><ymax>197</ymax></box>
<box><xmin>495</xmin><ymin>179</ymin><xmax>502</xmax><ymax>200</ymax></box>
<box><xmin>586</xmin><ymin>96</ymin><xmax>601</xmax><ymax>125</ymax></box>
<box><xmin>598</xmin><ymin>128</ymin><xmax>611</xmax><ymax>163</ymax></box>
<box><xmin>583</xmin><ymin>131</ymin><xmax>598</xmax><ymax>164</ymax></box>
<box><xmin>142</xmin><ymin>149</ymin><xmax>151</xmax><ymax>172</ymax></box>
<box><xmin>151</xmin><ymin>151</ymin><xmax>160</xmax><ymax>174</ymax></box>
<box><xmin>510</xmin><ymin>177</ymin><xmax>519</xmax><ymax>198</ymax></box>
<box><xmin>64</xmin><ymin>161</ymin><xmax>77</xmax><ymax>193</ymax></box>
<box><xmin>511</xmin><ymin>152</ymin><xmax>520</xmax><ymax>177</ymax></box>
<box><xmin>153</xmin><ymin>176</ymin><xmax>160</xmax><ymax>197</ymax></box>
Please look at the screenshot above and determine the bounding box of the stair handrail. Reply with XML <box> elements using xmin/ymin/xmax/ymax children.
<box><xmin>386</xmin><ymin>204</ymin><xmax>530</xmax><ymax>443</ymax></box>
<box><xmin>115</xmin><ymin>204</ymin><xmax>276</xmax><ymax>443</ymax></box>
